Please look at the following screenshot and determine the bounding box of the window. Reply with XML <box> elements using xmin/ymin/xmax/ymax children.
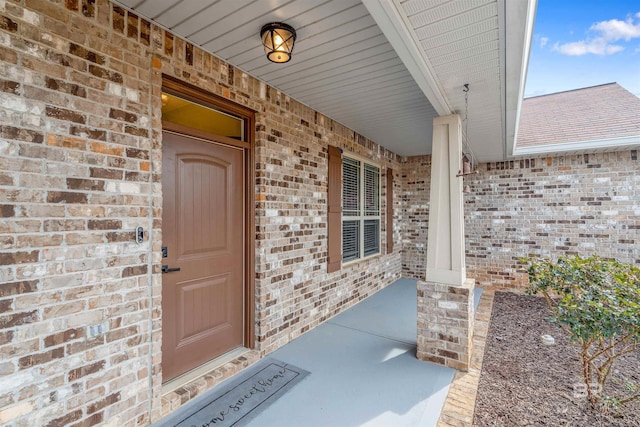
<box><xmin>342</xmin><ymin>156</ymin><xmax>380</xmax><ymax>262</ymax></box>
<box><xmin>161</xmin><ymin>92</ymin><xmax>245</xmax><ymax>140</ymax></box>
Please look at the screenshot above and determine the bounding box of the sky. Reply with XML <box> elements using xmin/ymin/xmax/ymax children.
<box><xmin>525</xmin><ymin>0</ymin><xmax>640</xmax><ymax>98</ymax></box>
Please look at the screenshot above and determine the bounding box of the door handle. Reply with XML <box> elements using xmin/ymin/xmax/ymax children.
<box><xmin>162</xmin><ymin>265</ymin><xmax>181</xmax><ymax>274</ymax></box>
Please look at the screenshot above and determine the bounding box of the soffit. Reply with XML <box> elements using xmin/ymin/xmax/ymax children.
<box><xmin>380</xmin><ymin>0</ymin><xmax>535</xmax><ymax>162</ymax></box>
<box><xmin>113</xmin><ymin>0</ymin><xmax>533</xmax><ymax>161</ymax></box>
<box><xmin>396</xmin><ymin>0</ymin><xmax>504</xmax><ymax>162</ymax></box>
<box><xmin>114</xmin><ymin>0</ymin><xmax>437</xmax><ymax>157</ymax></box>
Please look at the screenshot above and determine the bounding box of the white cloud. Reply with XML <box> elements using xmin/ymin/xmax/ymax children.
<box><xmin>554</xmin><ymin>11</ymin><xmax>640</xmax><ymax>56</ymax></box>
<box><xmin>540</xmin><ymin>36</ymin><xmax>549</xmax><ymax>48</ymax></box>
<box><xmin>554</xmin><ymin>40</ymin><xmax>624</xmax><ymax>56</ymax></box>
<box><xmin>590</xmin><ymin>16</ymin><xmax>640</xmax><ymax>41</ymax></box>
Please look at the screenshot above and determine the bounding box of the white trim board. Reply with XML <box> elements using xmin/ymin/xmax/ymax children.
<box><xmin>512</xmin><ymin>135</ymin><xmax>640</xmax><ymax>158</ymax></box>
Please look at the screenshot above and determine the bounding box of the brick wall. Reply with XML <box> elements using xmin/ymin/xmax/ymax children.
<box><xmin>1</xmin><ymin>1</ymin><xmax>156</xmax><ymax>426</ymax></box>
<box><xmin>254</xmin><ymin>121</ymin><xmax>403</xmax><ymax>354</ymax></box>
<box><xmin>0</xmin><ymin>1</ymin><xmax>403</xmax><ymax>426</ymax></box>
<box><xmin>400</xmin><ymin>155</ymin><xmax>431</xmax><ymax>279</ymax></box>
<box><xmin>401</xmin><ymin>151</ymin><xmax>640</xmax><ymax>288</ymax></box>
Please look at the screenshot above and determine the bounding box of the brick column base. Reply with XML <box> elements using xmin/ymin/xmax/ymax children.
<box><xmin>417</xmin><ymin>278</ymin><xmax>474</xmax><ymax>371</ymax></box>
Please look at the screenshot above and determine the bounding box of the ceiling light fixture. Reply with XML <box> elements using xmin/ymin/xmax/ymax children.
<box><xmin>260</xmin><ymin>22</ymin><xmax>296</xmax><ymax>63</ymax></box>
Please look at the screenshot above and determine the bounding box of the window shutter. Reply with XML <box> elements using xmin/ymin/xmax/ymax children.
<box><xmin>327</xmin><ymin>145</ymin><xmax>342</xmax><ymax>273</ymax></box>
<box><xmin>386</xmin><ymin>168</ymin><xmax>393</xmax><ymax>253</ymax></box>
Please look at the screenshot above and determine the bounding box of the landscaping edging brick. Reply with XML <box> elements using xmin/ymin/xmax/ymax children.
<box><xmin>437</xmin><ymin>288</ymin><xmax>495</xmax><ymax>427</ymax></box>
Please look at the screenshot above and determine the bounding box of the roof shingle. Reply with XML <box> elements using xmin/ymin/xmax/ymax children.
<box><xmin>516</xmin><ymin>83</ymin><xmax>640</xmax><ymax>148</ymax></box>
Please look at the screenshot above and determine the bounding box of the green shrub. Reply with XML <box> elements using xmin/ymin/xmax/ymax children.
<box><xmin>524</xmin><ymin>255</ymin><xmax>640</xmax><ymax>408</ymax></box>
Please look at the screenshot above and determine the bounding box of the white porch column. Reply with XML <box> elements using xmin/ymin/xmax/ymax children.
<box><xmin>417</xmin><ymin>114</ymin><xmax>474</xmax><ymax>371</ymax></box>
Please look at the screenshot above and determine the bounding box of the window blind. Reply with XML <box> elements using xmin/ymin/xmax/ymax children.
<box><xmin>343</xmin><ymin>157</ymin><xmax>360</xmax><ymax>217</ymax></box>
<box><xmin>341</xmin><ymin>155</ymin><xmax>380</xmax><ymax>263</ymax></box>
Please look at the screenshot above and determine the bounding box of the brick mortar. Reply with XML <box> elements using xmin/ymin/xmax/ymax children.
<box><xmin>417</xmin><ymin>279</ymin><xmax>474</xmax><ymax>371</ymax></box>
<box><xmin>402</xmin><ymin>152</ymin><xmax>640</xmax><ymax>288</ymax></box>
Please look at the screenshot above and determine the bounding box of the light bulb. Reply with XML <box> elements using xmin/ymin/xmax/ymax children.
<box><xmin>274</xmin><ymin>34</ymin><xmax>284</xmax><ymax>51</ymax></box>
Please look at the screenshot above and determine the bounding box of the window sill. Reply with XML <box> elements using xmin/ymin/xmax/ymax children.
<box><xmin>341</xmin><ymin>252</ymin><xmax>381</xmax><ymax>269</ymax></box>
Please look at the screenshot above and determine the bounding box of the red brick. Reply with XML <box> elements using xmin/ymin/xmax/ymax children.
<box><xmin>45</xmin><ymin>106</ymin><xmax>86</xmax><ymax>124</ymax></box>
<box><xmin>87</xmin><ymin>219</ymin><xmax>122</xmax><ymax>230</ymax></box>
<box><xmin>69</xmin><ymin>43</ymin><xmax>105</xmax><ymax>65</ymax></box>
<box><xmin>88</xmin><ymin>64</ymin><xmax>123</xmax><ymax>83</ymax></box>
<box><xmin>65</xmin><ymin>0</ymin><xmax>79</xmax><ymax>11</ymax></box>
<box><xmin>87</xmin><ymin>392</ymin><xmax>120</xmax><ymax>414</ymax></box>
<box><xmin>0</xmin><ymin>16</ymin><xmax>18</xmax><ymax>33</ymax></box>
<box><xmin>18</xmin><ymin>347</ymin><xmax>65</xmax><ymax>369</ymax></box>
<box><xmin>66</xmin><ymin>336</ymin><xmax>104</xmax><ymax>355</ymax></box>
<box><xmin>90</xmin><ymin>167</ymin><xmax>122</xmax><ymax>180</ymax></box>
<box><xmin>0</xmin><ymin>205</ymin><xmax>15</xmax><ymax>218</ymax></box>
<box><xmin>44</xmin><ymin>328</ymin><xmax>84</xmax><ymax>348</ymax></box>
<box><xmin>127</xmin><ymin>11</ymin><xmax>138</xmax><ymax>39</ymax></box>
<box><xmin>122</xmin><ymin>265</ymin><xmax>147</xmax><ymax>277</ymax></box>
<box><xmin>0</xmin><ymin>250</ymin><xmax>39</xmax><ymax>265</ymax></box>
<box><xmin>105</xmin><ymin>231</ymin><xmax>135</xmax><ymax>243</ymax></box>
<box><xmin>69</xmin><ymin>125</ymin><xmax>107</xmax><ymax>141</ymax></box>
<box><xmin>70</xmin><ymin>412</ymin><xmax>103</xmax><ymax>427</ymax></box>
<box><xmin>68</xmin><ymin>360</ymin><xmax>105</xmax><ymax>381</ymax></box>
<box><xmin>109</xmin><ymin>108</ymin><xmax>137</xmax><ymax>123</ymax></box>
<box><xmin>140</xmin><ymin>18</ymin><xmax>150</xmax><ymax>45</ymax></box>
<box><xmin>47</xmin><ymin>191</ymin><xmax>88</xmax><ymax>204</ymax></box>
<box><xmin>0</xmin><ymin>79</ymin><xmax>20</xmax><ymax>94</ymax></box>
<box><xmin>0</xmin><ymin>125</ymin><xmax>44</xmax><ymax>144</ymax></box>
<box><xmin>124</xmin><ymin>171</ymin><xmax>147</xmax><ymax>181</ymax></box>
<box><xmin>0</xmin><ymin>330</ymin><xmax>14</xmax><ymax>346</ymax></box>
<box><xmin>112</xmin><ymin>5</ymin><xmax>125</xmax><ymax>33</ymax></box>
<box><xmin>0</xmin><ymin>300</ymin><xmax>12</xmax><ymax>313</ymax></box>
<box><xmin>0</xmin><ymin>45</ymin><xmax>18</xmax><ymax>63</ymax></box>
<box><xmin>45</xmin><ymin>77</ymin><xmax>87</xmax><ymax>98</ymax></box>
<box><xmin>66</xmin><ymin>178</ymin><xmax>104</xmax><ymax>191</ymax></box>
<box><xmin>43</xmin><ymin>409</ymin><xmax>82</xmax><ymax>427</ymax></box>
<box><xmin>124</xmin><ymin>125</ymin><xmax>148</xmax><ymax>138</ymax></box>
<box><xmin>81</xmin><ymin>0</ymin><xmax>96</xmax><ymax>18</ymax></box>
<box><xmin>0</xmin><ymin>280</ymin><xmax>38</xmax><ymax>297</ymax></box>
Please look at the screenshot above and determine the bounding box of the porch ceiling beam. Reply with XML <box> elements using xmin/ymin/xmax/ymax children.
<box><xmin>362</xmin><ymin>0</ymin><xmax>453</xmax><ymax>117</ymax></box>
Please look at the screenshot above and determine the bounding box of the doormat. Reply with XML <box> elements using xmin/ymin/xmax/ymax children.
<box><xmin>155</xmin><ymin>359</ymin><xmax>309</xmax><ymax>427</ymax></box>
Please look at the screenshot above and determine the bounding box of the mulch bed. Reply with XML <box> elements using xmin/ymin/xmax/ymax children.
<box><xmin>473</xmin><ymin>291</ymin><xmax>640</xmax><ymax>426</ymax></box>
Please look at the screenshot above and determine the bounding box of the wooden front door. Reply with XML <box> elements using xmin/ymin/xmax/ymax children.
<box><xmin>161</xmin><ymin>131</ymin><xmax>244</xmax><ymax>381</ymax></box>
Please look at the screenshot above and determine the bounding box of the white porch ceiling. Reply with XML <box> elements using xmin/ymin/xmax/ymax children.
<box><xmin>113</xmin><ymin>0</ymin><xmax>535</xmax><ymax>161</ymax></box>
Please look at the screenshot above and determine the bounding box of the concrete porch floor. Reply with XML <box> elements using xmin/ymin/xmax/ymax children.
<box><xmin>162</xmin><ymin>278</ymin><xmax>482</xmax><ymax>427</ymax></box>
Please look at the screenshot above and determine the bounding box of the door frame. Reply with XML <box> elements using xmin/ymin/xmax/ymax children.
<box><xmin>161</xmin><ymin>75</ymin><xmax>256</xmax><ymax>351</ymax></box>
